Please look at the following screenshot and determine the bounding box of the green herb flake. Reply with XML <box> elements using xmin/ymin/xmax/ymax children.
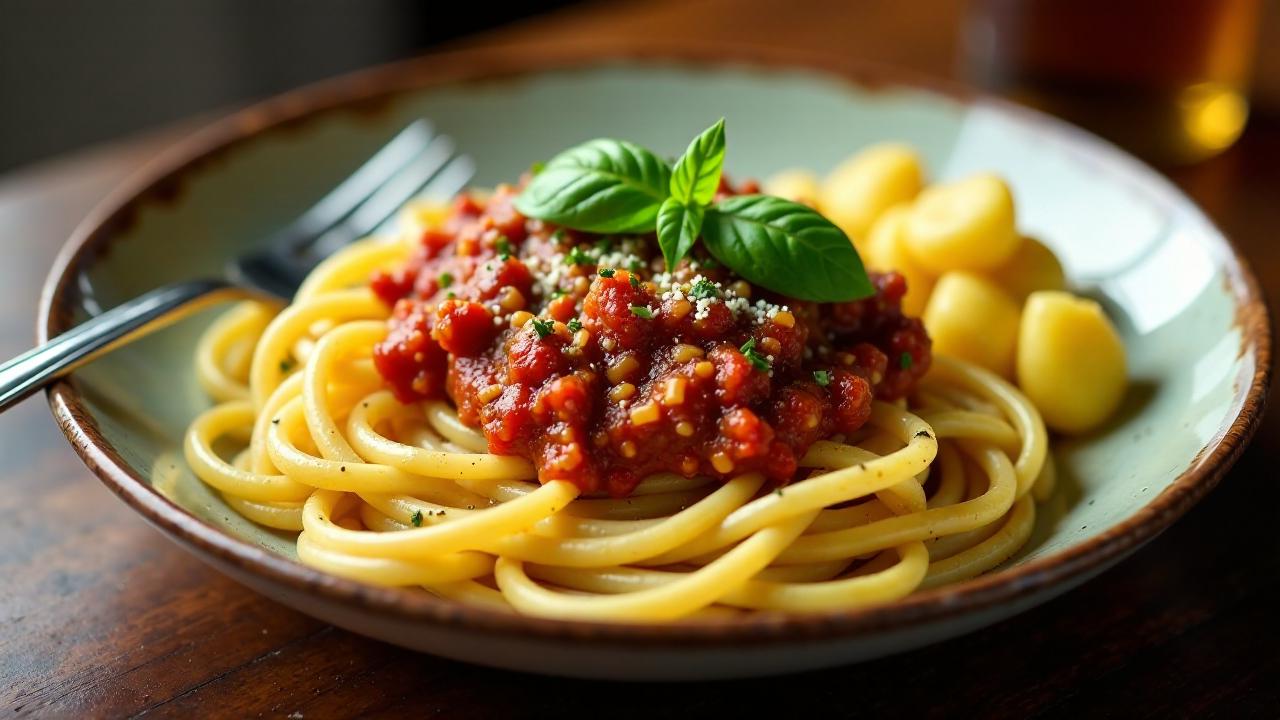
<box><xmin>278</xmin><ymin>358</ymin><xmax>296</xmax><ymax>373</ymax></box>
<box><xmin>564</xmin><ymin>246</ymin><xmax>592</xmax><ymax>266</ymax></box>
<box><xmin>446</xmin><ymin>291</ymin><xmax>456</xmax><ymax>300</ymax></box>
<box><xmin>740</xmin><ymin>338</ymin><xmax>771</xmax><ymax>372</ymax></box>
<box><xmin>437</xmin><ymin>272</ymin><xmax>454</xmax><ymax>289</ymax></box>
<box><xmin>628</xmin><ymin>273</ymin><xmax>641</xmax><ymax>289</ymax></box>
<box><xmin>629</xmin><ymin>305</ymin><xmax>654</xmax><ymax>320</ymax></box>
<box><xmin>529</xmin><ymin>161</ymin><xmax>545</xmax><ymax>175</ymax></box>
<box><xmin>689</xmin><ymin>278</ymin><xmax>719</xmax><ymax>300</ymax></box>
<box><xmin>551</xmin><ymin>228</ymin><xmax>566</xmax><ymax>243</ymax></box>
<box><xmin>567</xmin><ymin>319</ymin><xmax>583</xmax><ymax>333</ymax></box>
<box><xmin>813</xmin><ymin>370</ymin><xmax>831</xmax><ymax>387</ymax></box>
<box><xmin>550</xmin><ymin>288</ymin><xmax>568</xmax><ymax>299</ymax></box>
<box><xmin>410</xmin><ymin>510</ymin><xmax>423</xmax><ymax>527</ymax></box>
<box><xmin>496</xmin><ymin>236</ymin><xmax>512</xmax><ymax>261</ymax></box>
<box><xmin>899</xmin><ymin>352</ymin><xmax>913</xmax><ymax>370</ymax></box>
<box><xmin>627</xmin><ymin>258</ymin><xmax>643</xmax><ymax>272</ymax></box>
<box><xmin>530</xmin><ymin>317</ymin><xmax>555</xmax><ymax>338</ymax></box>
<box><xmin>598</xmin><ymin>268</ymin><xmax>615</xmax><ymax>278</ymax></box>
<box><xmin>594</xmin><ymin>237</ymin><xmax>614</xmax><ymax>254</ymax></box>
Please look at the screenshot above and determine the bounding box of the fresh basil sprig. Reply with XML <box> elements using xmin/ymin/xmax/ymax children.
<box><xmin>516</xmin><ymin>120</ymin><xmax>872</xmax><ymax>302</ymax></box>
<box><xmin>656</xmin><ymin>198</ymin><xmax>704</xmax><ymax>272</ymax></box>
<box><xmin>670</xmin><ymin>118</ymin><xmax>725</xmax><ymax>206</ymax></box>
<box><xmin>514</xmin><ymin>139</ymin><xmax>670</xmax><ymax>234</ymax></box>
<box><xmin>703</xmin><ymin>195</ymin><xmax>873</xmax><ymax>302</ymax></box>
<box><xmin>656</xmin><ymin>119</ymin><xmax>725</xmax><ymax>270</ymax></box>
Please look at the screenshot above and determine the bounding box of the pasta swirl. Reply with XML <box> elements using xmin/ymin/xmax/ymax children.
<box><xmin>185</xmin><ymin>236</ymin><xmax>1050</xmax><ymax>622</ymax></box>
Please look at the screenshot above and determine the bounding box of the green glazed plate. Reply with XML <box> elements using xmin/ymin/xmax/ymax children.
<box><xmin>40</xmin><ymin>44</ymin><xmax>1269</xmax><ymax>680</ymax></box>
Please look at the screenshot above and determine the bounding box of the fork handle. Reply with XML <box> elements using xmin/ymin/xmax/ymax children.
<box><xmin>0</xmin><ymin>279</ymin><xmax>260</xmax><ymax>413</ymax></box>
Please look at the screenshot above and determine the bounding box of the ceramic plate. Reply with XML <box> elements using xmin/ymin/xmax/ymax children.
<box><xmin>39</xmin><ymin>43</ymin><xmax>1269</xmax><ymax>680</ymax></box>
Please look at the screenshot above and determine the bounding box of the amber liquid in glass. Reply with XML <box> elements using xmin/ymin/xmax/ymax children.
<box><xmin>966</xmin><ymin>0</ymin><xmax>1260</xmax><ymax>164</ymax></box>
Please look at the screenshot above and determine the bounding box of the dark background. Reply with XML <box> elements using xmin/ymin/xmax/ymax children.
<box><xmin>5</xmin><ymin>0</ymin><xmax>1280</xmax><ymax>174</ymax></box>
<box><xmin>3</xmin><ymin>1</ymin><xmax>1280</xmax><ymax>716</ymax></box>
<box><xmin>0</xmin><ymin>0</ymin><xmax>581</xmax><ymax>172</ymax></box>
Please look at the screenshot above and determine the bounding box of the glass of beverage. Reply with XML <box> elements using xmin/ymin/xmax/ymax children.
<box><xmin>964</xmin><ymin>0</ymin><xmax>1261</xmax><ymax>165</ymax></box>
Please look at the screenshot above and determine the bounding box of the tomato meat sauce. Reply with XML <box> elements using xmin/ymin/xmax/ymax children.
<box><xmin>371</xmin><ymin>182</ymin><xmax>931</xmax><ymax>497</ymax></box>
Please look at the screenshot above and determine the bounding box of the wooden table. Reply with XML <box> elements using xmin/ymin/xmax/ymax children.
<box><xmin>3</xmin><ymin>1</ymin><xmax>1277</xmax><ymax>716</ymax></box>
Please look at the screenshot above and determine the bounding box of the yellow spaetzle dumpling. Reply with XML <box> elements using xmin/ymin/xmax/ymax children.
<box><xmin>903</xmin><ymin>173</ymin><xmax>1021</xmax><ymax>273</ymax></box>
<box><xmin>820</xmin><ymin>143</ymin><xmax>924</xmax><ymax>241</ymax></box>
<box><xmin>985</xmin><ymin>236</ymin><xmax>1066</xmax><ymax>301</ymax></box>
<box><xmin>864</xmin><ymin>205</ymin><xmax>935</xmax><ymax>316</ymax></box>
<box><xmin>764</xmin><ymin>168</ymin><xmax>822</xmax><ymax>205</ymax></box>
<box><xmin>923</xmin><ymin>272</ymin><xmax>1021</xmax><ymax>377</ymax></box>
<box><xmin>407</xmin><ymin>199</ymin><xmax>451</xmax><ymax>230</ymax></box>
<box><xmin>1017</xmin><ymin>291</ymin><xmax>1127</xmax><ymax>434</ymax></box>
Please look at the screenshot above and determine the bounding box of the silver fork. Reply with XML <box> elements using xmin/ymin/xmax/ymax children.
<box><xmin>0</xmin><ymin>120</ymin><xmax>474</xmax><ymax>413</ymax></box>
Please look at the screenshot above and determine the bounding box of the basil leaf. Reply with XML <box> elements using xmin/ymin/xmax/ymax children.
<box><xmin>514</xmin><ymin>139</ymin><xmax>671</xmax><ymax>234</ymax></box>
<box><xmin>670</xmin><ymin>118</ymin><xmax>726</xmax><ymax>207</ymax></box>
<box><xmin>656</xmin><ymin>198</ymin><xmax>704</xmax><ymax>271</ymax></box>
<box><xmin>702</xmin><ymin>195</ymin><xmax>873</xmax><ymax>302</ymax></box>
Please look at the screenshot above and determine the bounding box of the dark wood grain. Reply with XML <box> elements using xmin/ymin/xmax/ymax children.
<box><xmin>2</xmin><ymin>1</ymin><xmax>1277</xmax><ymax>717</ymax></box>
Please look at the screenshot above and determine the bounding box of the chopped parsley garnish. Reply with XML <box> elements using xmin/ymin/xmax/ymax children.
<box><xmin>567</xmin><ymin>318</ymin><xmax>583</xmax><ymax>333</ymax></box>
<box><xmin>529</xmin><ymin>161</ymin><xmax>545</xmax><ymax>175</ymax></box>
<box><xmin>550</xmin><ymin>288</ymin><xmax>568</xmax><ymax>299</ymax></box>
<box><xmin>627</xmin><ymin>258</ymin><xmax>643</xmax><ymax>272</ymax></box>
<box><xmin>689</xmin><ymin>278</ymin><xmax>719</xmax><ymax>300</ymax></box>
<box><xmin>598</xmin><ymin>268</ymin><xmax>615</xmax><ymax>278</ymax></box>
<box><xmin>530</xmin><ymin>317</ymin><xmax>555</xmax><ymax>338</ymax></box>
<box><xmin>740</xmin><ymin>338</ymin><xmax>771</xmax><ymax>372</ymax></box>
<box><xmin>437</xmin><ymin>272</ymin><xmax>454</xmax><ymax>289</ymax></box>
<box><xmin>278</xmin><ymin>358</ymin><xmax>295</xmax><ymax>373</ymax></box>
<box><xmin>899</xmin><ymin>352</ymin><xmax>913</xmax><ymax>370</ymax></box>
<box><xmin>410</xmin><ymin>509</ymin><xmax>423</xmax><ymax>527</ymax></box>
<box><xmin>629</xmin><ymin>305</ymin><xmax>654</xmax><ymax>320</ymax></box>
<box><xmin>496</xmin><ymin>236</ymin><xmax>512</xmax><ymax>261</ymax></box>
<box><xmin>564</xmin><ymin>246</ymin><xmax>592</xmax><ymax>266</ymax></box>
<box><xmin>446</xmin><ymin>291</ymin><xmax>456</xmax><ymax>299</ymax></box>
<box><xmin>594</xmin><ymin>237</ymin><xmax>613</xmax><ymax>254</ymax></box>
<box><xmin>813</xmin><ymin>370</ymin><xmax>831</xmax><ymax>387</ymax></box>
<box><xmin>629</xmin><ymin>273</ymin><xmax>641</xmax><ymax>289</ymax></box>
<box><xmin>550</xmin><ymin>228</ymin><xmax>566</xmax><ymax>243</ymax></box>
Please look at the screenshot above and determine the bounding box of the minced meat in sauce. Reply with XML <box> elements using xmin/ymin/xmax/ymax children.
<box><xmin>371</xmin><ymin>179</ymin><xmax>931</xmax><ymax>497</ymax></box>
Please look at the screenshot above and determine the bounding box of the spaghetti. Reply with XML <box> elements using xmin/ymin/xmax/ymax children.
<box><xmin>185</xmin><ymin>203</ymin><xmax>1050</xmax><ymax>622</ymax></box>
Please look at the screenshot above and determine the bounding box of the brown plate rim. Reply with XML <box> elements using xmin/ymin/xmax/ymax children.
<box><xmin>38</xmin><ymin>40</ymin><xmax>1272</xmax><ymax>647</ymax></box>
